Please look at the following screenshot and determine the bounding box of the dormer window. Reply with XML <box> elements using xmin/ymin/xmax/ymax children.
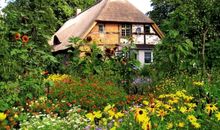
<box><xmin>53</xmin><ymin>35</ymin><xmax>61</xmax><ymax>45</ymax></box>
<box><xmin>144</xmin><ymin>25</ymin><xmax>151</xmax><ymax>34</ymax></box>
<box><xmin>121</xmin><ymin>24</ymin><xmax>131</xmax><ymax>37</ymax></box>
<box><xmin>99</xmin><ymin>24</ymin><xmax>105</xmax><ymax>33</ymax></box>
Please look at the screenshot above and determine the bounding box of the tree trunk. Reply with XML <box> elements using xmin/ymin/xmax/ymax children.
<box><xmin>202</xmin><ymin>28</ymin><xmax>209</xmax><ymax>77</ymax></box>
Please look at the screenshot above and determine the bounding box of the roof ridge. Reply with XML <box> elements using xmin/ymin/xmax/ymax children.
<box><xmin>69</xmin><ymin>0</ymin><xmax>106</xmax><ymax>20</ymax></box>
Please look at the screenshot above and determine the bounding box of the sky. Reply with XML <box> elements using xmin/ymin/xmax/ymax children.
<box><xmin>128</xmin><ymin>0</ymin><xmax>152</xmax><ymax>13</ymax></box>
<box><xmin>0</xmin><ymin>0</ymin><xmax>153</xmax><ymax>13</ymax></box>
<box><xmin>0</xmin><ymin>0</ymin><xmax>7</xmax><ymax>10</ymax></box>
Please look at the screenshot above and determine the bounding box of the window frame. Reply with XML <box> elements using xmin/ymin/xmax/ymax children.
<box><xmin>121</xmin><ymin>24</ymin><xmax>132</xmax><ymax>37</ymax></box>
<box><xmin>144</xmin><ymin>51</ymin><xmax>153</xmax><ymax>63</ymax></box>
<box><xmin>98</xmin><ymin>23</ymin><xmax>105</xmax><ymax>33</ymax></box>
<box><xmin>144</xmin><ymin>24</ymin><xmax>151</xmax><ymax>34</ymax></box>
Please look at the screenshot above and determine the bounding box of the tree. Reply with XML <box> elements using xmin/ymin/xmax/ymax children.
<box><xmin>0</xmin><ymin>0</ymin><xmax>59</xmax><ymax>80</ymax></box>
<box><xmin>151</xmin><ymin>0</ymin><xmax>220</xmax><ymax>77</ymax></box>
<box><xmin>51</xmin><ymin>0</ymin><xmax>96</xmax><ymax>28</ymax></box>
<box><xmin>148</xmin><ymin>0</ymin><xmax>181</xmax><ymax>26</ymax></box>
<box><xmin>2</xmin><ymin>0</ymin><xmax>59</xmax><ymax>49</ymax></box>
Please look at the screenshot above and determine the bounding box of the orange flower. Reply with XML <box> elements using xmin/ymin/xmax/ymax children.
<box><xmin>22</xmin><ymin>35</ymin><xmax>29</xmax><ymax>43</ymax></box>
<box><xmin>14</xmin><ymin>33</ymin><xmax>20</xmax><ymax>40</ymax></box>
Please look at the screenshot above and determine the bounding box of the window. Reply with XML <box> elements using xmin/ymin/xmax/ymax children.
<box><xmin>99</xmin><ymin>24</ymin><xmax>105</xmax><ymax>33</ymax></box>
<box><xmin>144</xmin><ymin>51</ymin><xmax>152</xmax><ymax>63</ymax></box>
<box><xmin>121</xmin><ymin>24</ymin><xmax>131</xmax><ymax>37</ymax></box>
<box><xmin>144</xmin><ymin>25</ymin><xmax>150</xmax><ymax>33</ymax></box>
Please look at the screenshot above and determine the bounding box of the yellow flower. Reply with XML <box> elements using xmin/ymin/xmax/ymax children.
<box><xmin>193</xmin><ymin>81</ymin><xmax>204</xmax><ymax>87</ymax></box>
<box><xmin>168</xmin><ymin>97</ymin><xmax>179</xmax><ymax>104</ymax></box>
<box><xmin>215</xmin><ymin>112</ymin><xmax>220</xmax><ymax>121</ymax></box>
<box><xmin>110</xmin><ymin>126</ymin><xmax>117</xmax><ymax>130</ymax></box>
<box><xmin>183</xmin><ymin>95</ymin><xmax>194</xmax><ymax>102</ymax></box>
<box><xmin>101</xmin><ymin>118</ymin><xmax>108</xmax><ymax>126</ymax></box>
<box><xmin>185</xmin><ymin>103</ymin><xmax>197</xmax><ymax>108</ymax></box>
<box><xmin>178</xmin><ymin>122</ymin><xmax>185</xmax><ymax>128</ymax></box>
<box><xmin>0</xmin><ymin>112</ymin><xmax>7</xmax><ymax>121</ymax></box>
<box><xmin>143</xmin><ymin>101</ymin><xmax>149</xmax><ymax>106</ymax></box>
<box><xmin>135</xmin><ymin>108</ymin><xmax>149</xmax><ymax>123</ymax></box>
<box><xmin>164</xmin><ymin>104</ymin><xmax>176</xmax><ymax>112</ymax></box>
<box><xmin>155</xmin><ymin>100</ymin><xmax>163</xmax><ymax>108</ymax></box>
<box><xmin>85</xmin><ymin>113</ymin><xmax>95</xmax><ymax>122</ymax></box>
<box><xmin>108</xmin><ymin>109</ymin><xmax>115</xmax><ymax>119</ymax></box>
<box><xmin>147</xmin><ymin>106</ymin><xmax>156</xmax><ymax>114</ymax></box>
<box><xmin>114</xmin><ymin>121</ymin><xmax>119</xmax><ymax>127</ymax></box>
<box><xmin>167</xmin><ymin>122</ymin><xmax>173</xmax><ymax>129</ymax></box>
<box><xmin>187</xmin><ymin>115</ymin><xmax>197</xmax><ymax>123</ymax></box>
<box><xmin>192</xmin><ymin>122</ymin><xmax>201</xmax><ymax>129</ymax></box>
<box><xmin>115</xmin><ymin>111</ymin><xmax>124</xmax><ymax>119</ymax></box>
<box><xmin>86</xmin><ymin>111</ymin><xmax>102</xmax><ymax>122</ymax></box>
<box><xmin>142</xmin><ymin>120</ymin><xmax>151</xmax><ymax>130</ymax></box>
<box><xmin>175</xmin><ymin>90</ymin><xmax>186</xmax><ymax>97</ymax></box>
<box><xmin>205</xmin><ymin>104</ymin><xmax>218</xmax><ymax>114</ymax></box>
<box><xmin>159</xmin><ymin>94</ymin><xmax>166</xmax><ymax>99</ymax></box>
<box><xmin>104</xmin><ymin>104</ymin><xmax>114</xmax><ymax>112</ymax></box>
<box><xmin>45</xmin><ymin>74</ymin><xmax>71</xmax><ymax>82</ymax></box>
<box><xmin>93</xmin><ymin>111</ymin><xmax>102</xmax><ymax>118</ymax></box>
<box><xmin>179</xmin><ymin>106</ymin><xmax>187</xmax><ymax>113</ymax></box>
<box><xmin>157</xmin><ymin>109</ymin><xmax>167</xmax><ymax>120</ymax></box>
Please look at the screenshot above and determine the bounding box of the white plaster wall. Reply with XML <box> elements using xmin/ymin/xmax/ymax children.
<box><xmin>145</xmin><ymin>35</ymin><xmax>160</xmax><ymax>45</ymax></box>
<box><xmin>133</xmin><ymin>35</ymin><xmax>144</xmax><ymax>44</ymax></box>
<box><xmin>137</xmin><ymin>50</ymin><xmax>145</xmax><ymax>65</ymax></box>
<box><xmin>150</xmin><ymin>27</ymin><xmax>156</xmax><ymax>34</ymax></box>
<box><xmin>132</xmin><ymin>24</ymin><xmax>144</xmax><ymax>33</ymax></box>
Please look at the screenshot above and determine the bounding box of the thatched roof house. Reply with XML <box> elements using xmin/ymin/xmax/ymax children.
<box><xmin>50</xmin><ymin>0</ymin><xmax>164</xmax><ymax>64</ymax></box>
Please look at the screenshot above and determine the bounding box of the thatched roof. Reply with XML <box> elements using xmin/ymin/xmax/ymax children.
<box><xmin>49</xmin><ymin>0</ymin><xmax>157</xmax><ymax>52</ymax></box>
<box><xmin>96</xmin><ymin>0</ymin><xmax>153</xmax><ymax>23</ymax></box>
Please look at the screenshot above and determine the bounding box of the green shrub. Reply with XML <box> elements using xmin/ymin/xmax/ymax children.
<box><xmin>0</xmin><ymin>82</ymin><xmax>20</xmax><ymax>111</ymax></box>
<box><xmin>139</xmin><ymin>64</ymin><xmax>152</xmax><ymax>77</ymax></box>
<box><xmin>0</xmin><ymin>74</ymin><xmax>46</xmax><ymax>111</ymax></box>
<box><xmin>19</xmin><ymin>74</ymin><xmax>46</xmax><ymax>101</ymax></box>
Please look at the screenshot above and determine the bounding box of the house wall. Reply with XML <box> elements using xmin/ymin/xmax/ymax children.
<box><xmin>88</xmin><ymin>23</ymin><xmax>161</xmax><ymax>46</ymax></box>
<box><xmin>87</xmin><ymin>23</ymin><xmax>119</xmax><ymax>46</ymax></box>
<box><xmin>145</xmin><ymin>35</ymin><xmax>160</xmax><ymax>45</ymax></box>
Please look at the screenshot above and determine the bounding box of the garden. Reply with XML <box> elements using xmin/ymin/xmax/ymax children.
<box><xmin>0</xmin><ymin>0</ymin><xmax>220</xmax><ymax>130</ymax></box>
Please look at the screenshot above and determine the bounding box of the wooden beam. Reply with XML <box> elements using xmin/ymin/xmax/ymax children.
<box><xmin>82</xmin><ymin>22</ymin><xmax>97</xmax><ymax>38</ymax></box>
<box><xmin>151</xmin><ymin>23</ymin><xmax>165</xmax><ymax>39</ymax></box>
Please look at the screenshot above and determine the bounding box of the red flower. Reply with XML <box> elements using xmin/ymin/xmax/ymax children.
<box><xmin>22</xmin><ymin>35</ymin><xmax>29</xmax><ymax>43</ymax></box>
<box><xmin>14</xmin><ymin>33</ymin><xmax>20</xmax><ymax>40</ymax></box>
